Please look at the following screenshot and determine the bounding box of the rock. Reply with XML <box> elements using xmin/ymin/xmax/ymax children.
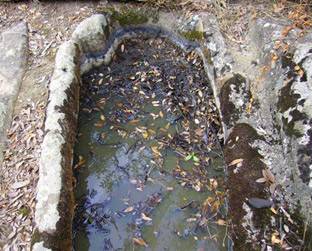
<box><xmin>247</xmin><ymin>197</ymin><xmax>273</xmax><ymax>209</ymax></box>
<box><xmin>33</xmin><ymin>41</ymin><xmax>80</xmax><ymax>250</ymax></box>
<box><xmin>0</xmin><ymin>22</ymin><xmax>28</xmax><ymax>167</ymax></box>
<box><xmin>32</xmin><ymin>241</ymin><xmax>52</xmax><ymax>251</ymax></box>
<box><xmin>72</xmin><ymin>14</ymin><xmax>108</xmax><ymax>53</ymax></box>
<box><xmin>179</xmin><ymin>15</ymin><xmax>204</xmax><ymax>34</ymax></box>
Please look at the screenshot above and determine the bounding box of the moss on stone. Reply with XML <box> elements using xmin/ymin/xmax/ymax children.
<box><xmin>98</xmin><ymin>7</ymin><xmax>149</xmax><ymax>26</ymax></box>
<box><xmin>202</xmin><ymin>47</ymin><xmax>213</xmax><ymax>65</ymax></box>
<box><xmin>181</xmin><ymin>30</ymin><xmax>204</xmax><ymax>41</ymax></box>
<box><xmin>31</xmin><ymin>229</ymin><xmax>41</xmax><ymax>248</ymax></box>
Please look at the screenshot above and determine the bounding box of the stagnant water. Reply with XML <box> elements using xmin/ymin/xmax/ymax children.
<box><xmin>73</xmin><ymin>37</ymin><xmax>228</xmax><ymax>251</ymax></box>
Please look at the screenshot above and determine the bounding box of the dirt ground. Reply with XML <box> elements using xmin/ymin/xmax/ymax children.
<box><xmin>0</xmin><ymin>0</ymin><xmax>311</xmax><ymax>250</ymax></box>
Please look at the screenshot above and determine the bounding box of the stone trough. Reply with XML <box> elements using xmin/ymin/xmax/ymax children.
<box><xmin>32</xmin><ymin>12</ymin><xmax>312</xmax><ymax>251</ymax></box>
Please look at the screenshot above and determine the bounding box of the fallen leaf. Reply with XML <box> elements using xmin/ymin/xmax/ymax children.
<box><xmin>186</xmin><ymin>217</ymin><xmax>197</xmax><ymax>222</ymax></box>
<box><xmin>141</xmin><ymin>213</ymin><xmax>152</xmax><ymax>221</ymax></box>
<box><xmin>198</xmin><ymin>90</ymin><xmax>203</xmax><ymax>98</ymax></box>
<box><xmin>129</xmin><ymin>119</ymin><xmax>139</xmax><ymax>125</ymax></box>
<box><xmin>228</xmin><ymin>158</ymin><xmax>243</xmax><ymax>166</ymax></box>
<box><xmin>11</xmin><ymin>180</ymin><xmax>30</xmax><ymax>190</ymax></box>
<box><xmin>271</xmin><ymin>233</ymin><xmax>281</xmax><ymax>245</ymax></box>
<box><xmin>133</xmin><ymin>237</ymin><xmax>148</xmax><ymax>247</ymax></box>
<box><xmin>142</xmin><ymin>131</ymin><xmax>149</xmax><ymax>139</ymax></box>
<box><xmin>216</xmin><ymin>219</ymin><xmax>226</xmax><ymax>226</ymax></box>
<box><xmin>256</xmin><ymin>177</ymin><xmax>267</xmax><ymax>183</ymax></box>
<box><xmin>270</xmin><ymin>207</ymin><xmax>278</xmax><ymax>214</ymax></box>
<box><xmin>124</xmin><ymin>206</ymin><xmax>134</xmax><ymax>213</ymax></box>
<box><xmin>262</xmin><ymin>169</ymin><xmax>275</xmax><ymax>183</ymax></box>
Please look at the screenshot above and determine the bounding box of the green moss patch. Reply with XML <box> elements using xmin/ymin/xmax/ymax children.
<box><xmin>181</xmin><ymin>30</ymin><xmax>204</xmax><ymax>41</ymax></box>
<box><xmin>98</xmin><ymin>7</ymin><xmax>150</xmax><ymax>26</ymax></box>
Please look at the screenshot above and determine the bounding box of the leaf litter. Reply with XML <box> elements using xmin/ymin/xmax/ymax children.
<box><xmin>73</xmin><ymin>37</ymin><xmax>228</xmax><ymax>250</ymax></box>
<box><xmin>0</xmin><ymin>101</ymin><xmax>45</xmax><ymax>250</ymax></box>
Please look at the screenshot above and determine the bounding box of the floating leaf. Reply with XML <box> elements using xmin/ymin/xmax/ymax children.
<box><xmin>283</xmin><ymin>224</ymin><xmax>289</xmax><ymax>233</ymax></box>
<box><xmin>193</xmin><ymin>155</ymin><xmax>200</xmax><ymax>162</ymax></box>
<box><xmin>193</xmin><ymin>184</ymin><xmax>201</xmax><ymax>192</ymax></box>
<box><xmin>133</xmin><ymin>237</ymin><xmax>148</xmax><ymax>247</ymax></box>
<box><xmin>185</xmin><ymin>154</ymin><xmax>193</xmax><ymax>161</ymax></box>
<box><xmin>216</xmin><ymin>219</ymin><xmax>226</xmax><ymax>226</ymax></box>
<box><xmin>186</xmin><ymin>217</ymin><xmax>197</xmax><ymax>222</ymax></box>
<box><xmin>270</xmin><ymin>207</ymin><xmax>278</xmax><ymax>214</ymax></box>
<box><xmin>124</xmin><ymin>206</ymin><xmax>134</xmax><ymax>213</ymax></box>
<box><xmin>198</xmin><ymin>90</ymin><xmax>203</xmax><ymax>98</ymax></box>
<box><xmin>151</xmin><ymin>146</ymin><xmax>161</xmax><ymax>156</ymax></box>
<box><xmin>129</xmin><ymin>119</ymin><xmax>139</xmax><ymax>125</ymax></box>
<box><xmin>141</xmin><ymin>213</ymin><xmax>152</xmax><ymax>221</ymax></box>
<box><xmin>271</xmin><ymin>233</ymin><xmax>281</xmax><ymax>245</ymax></box>
<box><xmin>142</xmin><ymin>131</ymin><xmax>149</xmax><ymax>139</ymax></box>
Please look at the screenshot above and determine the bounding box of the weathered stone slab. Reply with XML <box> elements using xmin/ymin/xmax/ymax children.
<box><xmin>0</xmin><ymin>22</ymin><xmax>28</xmax><ymax>167</ymax></box>
<box><xmin>205</xmin><ymin>16</ymin><xmax>312</xmax><ymax>248</ymax></box>
<box><xmin>33</xmin><ymin>14</ymin><xmax>109</xmax><ymax>251</ymax></box>
<box><xmin>33</xmin><ymin>41</ymin><xmax>80</xmax><ymax>251</ymax></box>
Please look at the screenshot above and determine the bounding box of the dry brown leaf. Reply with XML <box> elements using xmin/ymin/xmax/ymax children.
<box><xmin>270</xmin><ymin>207</ymin><xmax>278</xmax><ymax>215</ymax></box>
<box><xmin>269</xmin><ymin>183</ymin><xmax>276</xmax><ymax>194</ymax></box>
<box><xmin>123</xmin><ymin>206</ymin><xmax>134</xmax><ymax>213</ymax></box>
<box><xmin>262</xmin><ymin>169</ymin><xmax>275</xmax><ymax>183</ymax></box>
<box><xmin>11</xmin><ymin>180</ymin><xmax>30</xmax><ymax>190</ymax></box>
<box><xmin>271</xmin><ymin>233</ymin><xmax>281</xmax><ymax>244</ymax></box>
<box><xmin>216</xmin><ymin>219</ymin><xmax>226</xmax><ymax>226</ymax></box>
<box><xmin>228</xmin><ymin>158</ymin><xmax>243</xmax><ymax>166</ymax></box>
<box><xmin>141</xmin><ymin>213</ymin><xmax>152</xmax><ymax>221</ymax></box>
<box><xmin>129</xmin><ymin>119</ymin><xmax>139</xmax><ymax>125</ymax></box>
<box><xmin>256</xmin><ymin>177</ymin><xmax>267</xmax><ymax>183</ymax></box>
<box><xmin>133</xmin><ymin>237</ymin><xmax>148</xmax><ymax>247</ymax></box>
